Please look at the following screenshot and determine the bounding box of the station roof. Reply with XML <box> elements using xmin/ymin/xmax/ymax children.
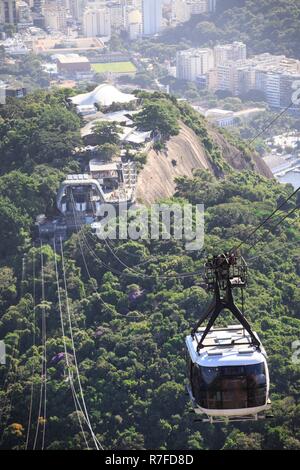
<box><xmin>89</xmin><ymin>160</ymin><xmax>118</xmax><ymax>172</ymax></box>
<box><xmin>71</xmin><ymin>83</ymin><xmax>137</xmax><ymax>107</ymax></box>
<box><xmin>186</xmin><ymin>326</ymin><xmax>267</xmax><ymax>367</ymax></box>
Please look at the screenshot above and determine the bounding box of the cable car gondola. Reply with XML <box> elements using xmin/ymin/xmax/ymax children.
<box><xmin>186</xmin><ymin>253</ymin><xmax>272</xmax><ymax>423</ymax></box>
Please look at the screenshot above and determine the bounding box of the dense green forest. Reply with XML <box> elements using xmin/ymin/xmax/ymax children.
<box><xmin>0</xmin><ymin>90</ymin><xmax>299</xmax><ymax>450</ymax></box>
<box><xmin>160</xmin><ymin>0</ymin><xmax>300</xmax><ymax>59</ymax></box>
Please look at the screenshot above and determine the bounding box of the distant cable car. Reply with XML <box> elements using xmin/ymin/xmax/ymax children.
<box><xmin>186</xmin><ymin>253</ymin><xmax>272</xmax><ymax>423</ymax></box>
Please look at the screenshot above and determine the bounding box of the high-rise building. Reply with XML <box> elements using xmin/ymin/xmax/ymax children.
<box><xmin>107</xmin><ymin>1</ymin><xmax>126</xmax><ymax>30</ymax></box>
<box><xmin>262</xmin><ymin>71</ymin><xmax>281</xmax><ymax>108</ymax></box>
<box><xmin>16</xmin><ymin>0</ymin><xmax>32</xmax><ymax>23</ymax></box>
<box><xmin>207</xmin><ymin>0</ymin><xmax>216</xmax><ymax>12</ymax></box>
<box><xmin>127</xmin><ymin>8</ymin><xmax>142</xmax><ymax>39</ymax></box>
<box><xmin>33</xmin><ymin>0</ymin><xmax>44</xmax><ymax>15</ymax></box>
<box><xmin>83</xmin><ymin>6</ymin><xmax>111</xmax><ymax>37</ymax></box>
<box><xmin>0</xmin><ymin>0</ymin><xmax>17</xmax><ymax>23</ymax></box>
<box><xmin>176</xmin><ymin>47</ymin><xmax>214</xmax><ymax>81</ymax></box>
<box><xmin>142</xmin><ymin>0</ymin><xmax>162</xmax><ymax>36</ymax></box>
<box><xmin>126</xmin><ymin>0</ymin><xmax>142</xmax><ymax>10</ymax></box>
<box><xmin>214</xmin><ymin>42</ymin><xmax>247</xmax><ymax>66</ymax></box>
<box><xmin>68</xmin><ymin>0</ymin><xmax>81</xmax><ymax>21</ymax></box>
<box><xmin>280</xmin><ymin>72</ymin><xmax>300</xmax><ymax>110</ymax></box>
<box><xmin>44</xmin><ymin>2</ymin><xmax>67</xmax><ymax>31</ymax></box>
<box><xmin>216</xmin><ymin>62</ymin><xmax>236</xmax><ymax>94</ymax></box>
<box><xmin>188</xmin><ymin>0</ymin><xmax>208</xmax><ymax>15</ymax></box>
<box><xmin>171</xmin><ymin>0</ymin><xmax>191</xmax><ymax>24</ymax></box>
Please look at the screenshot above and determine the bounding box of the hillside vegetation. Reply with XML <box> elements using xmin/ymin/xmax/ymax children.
<box><xmin>0</xmin><ymin>90</ymin><xmax>299</xmax><ymax>450</ymax></box>
<box><xmin>161</xmin><ymin>0</ymin><xmax>300</xmax><ymax>59</ymax></box>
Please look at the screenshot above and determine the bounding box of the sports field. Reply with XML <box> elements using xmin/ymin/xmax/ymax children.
<box><xmin>91</xmin><ymin>61</ymin><xmax>137</xmax><ymax>73</ymax></box>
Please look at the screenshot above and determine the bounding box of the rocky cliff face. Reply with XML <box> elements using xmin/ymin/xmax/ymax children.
<box><xmin>136</xmin><ymin>122</ymin><xmax>272</xmax><ymax>205</ymax></box>
<box><xmin>208</xmin><ymin>128</ymin><xmax>272</xmax><ymax>178</ymax></box>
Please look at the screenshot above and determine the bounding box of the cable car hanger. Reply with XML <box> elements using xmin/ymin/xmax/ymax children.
<box><xmin>191</xmin><ymin>252</ymin><xmax>260</xmax><ymax>351</ymax></box>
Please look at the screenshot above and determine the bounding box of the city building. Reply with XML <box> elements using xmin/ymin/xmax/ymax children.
<box><xmin>127</xmin><ymin>8</ymin><xmax>142</xmax><ymax>39</ymax></box>
<box><xmin>216</xmin><ymin>61</ymin><xmax>239</xmax><ymax>94</ymax></box>
<box><xmin>214</xmin><ymin>52</ymin><xmax>300</xmax><ymax>109</ymax></box>
<box><xmin>266</xmin><ymin>72</ymin><xmax>282</xmax><ymax>108</ymax></box>
<box><xmin>127</xmin><ymin>0</ymin><xmax>142</xmax><ymax>9</ymax></box>
<box><xmin>83</xmin><ymin>6</ymin><xmax>111</xmax><ymax>37</ymax></box>
<box><xmin>68</xmin><ymin>0</ymin><xmax>81</xmax><ymax>21</ymax></box>
<box><xmin>107</xmin><ymin>1</ymin><xmax>126</xmax><ymax>30</ymax></box>
<box><xmin>0</xmin><ymin>0</ymin><xmax>17</xmax><ymax>23</ymax></box>
<box><xmin>280</xmin><ymin>72</ymin><xmax>300</xmax><ymax>111</ymax></box>
<box><xmin>188</xmin><ymin>0</ymin><xmax>208</xmax><ymax>15</ymax></box>
<box><xmin>5</xmin><ymin>82</ymin><xmax>27</xmax><ymax>98</ymax></box>
<box><xmin>176</xmin><ymin>47</ymin><xmax>214</xmax><ymax>81</ymax></box>
<box><xmin>171</xmin><ymin>0</ymin><xmax>191</xmax><ymax>24</ymax></box>
<box><xmin>43</xmin><ymin>2</ymin><xmax>67</xmax><ymax>32</ymax></box>
<box><xmin>205</xmin><ymin>108</ymin><xmax>236</xmax><ymax>127</ymax></box>
<box><xmin>32</xmin><ymin>36</ymin><xmax>104</xmax><ymax>55</ymax></box>
<box><xmin>33</xmin><ymin>0</ymin><xmax>44</xmax><ymax>15</ymax></box>
<box><xmin>214</xmin><ymin>42</ymin><xmax>247</xmax><ymax>66</ymax></box>
<box><xmin>56</xmin><ymin>54</ymin><xmax>91</xmax><ymax>74</ymax></box>
<box><xmin>16</xmin><ymin>0</ymin><xmax>32</xmax><ymax>24</ymax></box>
<box><xmin>207</xmin><ymin>0</ymin><xmax>216</xmax><ymax>12</ymax></box>
<box><xmin>142</xmin><ymin>0</ymin><xmax>162</xmax><ymax>36</ymax></box>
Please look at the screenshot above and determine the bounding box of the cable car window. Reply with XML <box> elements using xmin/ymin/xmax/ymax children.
<box><xmin>201</xmin><ymin>367</ymin><xmax>220</xmax><ymax>385</ymax></box>
<box><xmin>193</xmin><ymin>363</ymin><xmax>267</xmax><ymax>410</ymax></box>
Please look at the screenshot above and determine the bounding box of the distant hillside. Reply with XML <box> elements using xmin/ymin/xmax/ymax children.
<box><xmin>136</xmin><ymin>101</ymin><xmax>272</xmax><ymax>204</ymax></box>
<box><xmin>160</xmin><ymin>0</ymin><xmax>300</xmax><ymax>59</ymax></box>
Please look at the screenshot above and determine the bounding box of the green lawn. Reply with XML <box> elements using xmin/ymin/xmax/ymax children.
<box><xmin>91</xmin><ymin>61</ymin><xmax>137</xmax><ymax>74</ymax></box>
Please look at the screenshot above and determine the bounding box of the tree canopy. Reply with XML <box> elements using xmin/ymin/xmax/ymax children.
<box><xmin>0</xmin><ymin>89</ymin><xmax>299</xmax><ymax>450</ymax></box>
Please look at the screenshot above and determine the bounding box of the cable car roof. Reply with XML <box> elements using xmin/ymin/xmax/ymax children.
<box><xmin>186</xmin><ymin>325</ymin><xmax>267</xmax><ymax>368</ymax></box>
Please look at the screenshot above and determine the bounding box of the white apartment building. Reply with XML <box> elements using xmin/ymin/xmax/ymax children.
<box><xmin>259</xmin><ymin>71</ymin><xmax>281</xmax><ymax>108</ymax></box>
<box><xmin>171</xmin><ymin>0</ymin><xmax>191</xmax><ymax>23</ymax></box>
<box><xmin>83</xmin><ymin>6</ymin><xmax>111</xmax><ymax>37</ymax></box>
<box><xmin>207</xmin><ymin>0</ymin><xmax>216</xmax><ymax>11</ymax></box>
<box><xmin>176</xmin><ymin>47</ymin><xmax>215</xmax><ymax>81</ymax></box>
<box><xmin>0</xmin><ymin>0</ymin><xmax>17</xmax><ymax>23</ymax></box>
<box><xmin>33</xmin><ymin>0</ymin><xmax>44</xmax><ymax>15</ymax></box>
<box><xmin>216</xmin><ymin>62</ymin><xmax>238</xmax><ymax>94</ymax></box>
<box><xmin>214</xmin><ymin>42</ymin><xmax>247</xmax><ymax>66</ymax></box>
<box><xmin>142</xmin><ymin>0</ymin><xmax>162</xmax><ymax>36</ymax></box>
<box><xmin>127</xmin><ymin>0</ymin><xmax>142</xmax><ymax>10</ymax></box>
<box><xmin>107</xmin><ymin>1</ymin><xmax>126</xmax><ymax>30</ymax></box>
<box><xmin>68</xmin><ymin>0</ymin><xmax>81</xmax><ymax>21</ymax></box>
<box><xmin>17</xmin><ymin>0</ymin><xmax>32</xmax><ymax>23</ymax></box>
<box><xmin>236</xmin><ymin>65</ymin><xmax>256</xmax><ymax>94</ymax></box>
<box><xmin>280</xmin><ymin>72</ymin><xmax>300</xmax><ymax>110</ymax></box>
<box><xmin>216</xmin><ymin>52</ymin><xmax>300</xmax><ymax>108</ymax></box>
<box><xmin>188</xmin><ymin>0</ymin><xmax>208</xmax><ymax>15</ymax></box>
<box><xmin>127</xmin><ymin>8</ymin><xmax>142</xmax><ymax>39</ymax></box>
<box><xmin>44</xmin><ymin>3</ymin><xmax>67</xmax><ymax>31</ymax></box>
<box><xmin>171</xmin><ymin>0</ymin><xmax>216</xmax><ymax>24</ymax></box>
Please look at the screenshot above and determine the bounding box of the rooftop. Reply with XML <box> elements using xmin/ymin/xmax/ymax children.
<box><xmin>186</xmin><ymin>326</ymin><xmax>267</xmax><ymax>367</ymax></box>
<box><xmin>71</xmin><ymin>83</ymin><xmax>137</xmax><ymax>108</ymax></box>
<box><xmin>56</xmin><ymin>55</ymin><xmax>90</xmax><ymax>64</ymax></box>
<box><xmin>32</xmin><ymin>36</ymin><xmax>104</xmax><ymax>54</ymax></box>
<box><xmin>89</xmin><ymin>161</ymin><xmax>118</xmax><ymax>172</ymax></box>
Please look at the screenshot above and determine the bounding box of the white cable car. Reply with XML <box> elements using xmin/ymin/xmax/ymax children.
<box><xmin>186</xmin><ymin>253</ymin><xmax>272</xmax><ymax>423</ymax></box>
<box><xmin>186</xmin><ymin>325</ymin><xmax>271</xmax><ymax>423</ymax></box>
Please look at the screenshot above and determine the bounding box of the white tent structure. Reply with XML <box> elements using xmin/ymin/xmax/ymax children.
<box><xmin>70</xmin><ymin>83</ymin><xmax>137</xmax><ymax>108</ymax></box>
